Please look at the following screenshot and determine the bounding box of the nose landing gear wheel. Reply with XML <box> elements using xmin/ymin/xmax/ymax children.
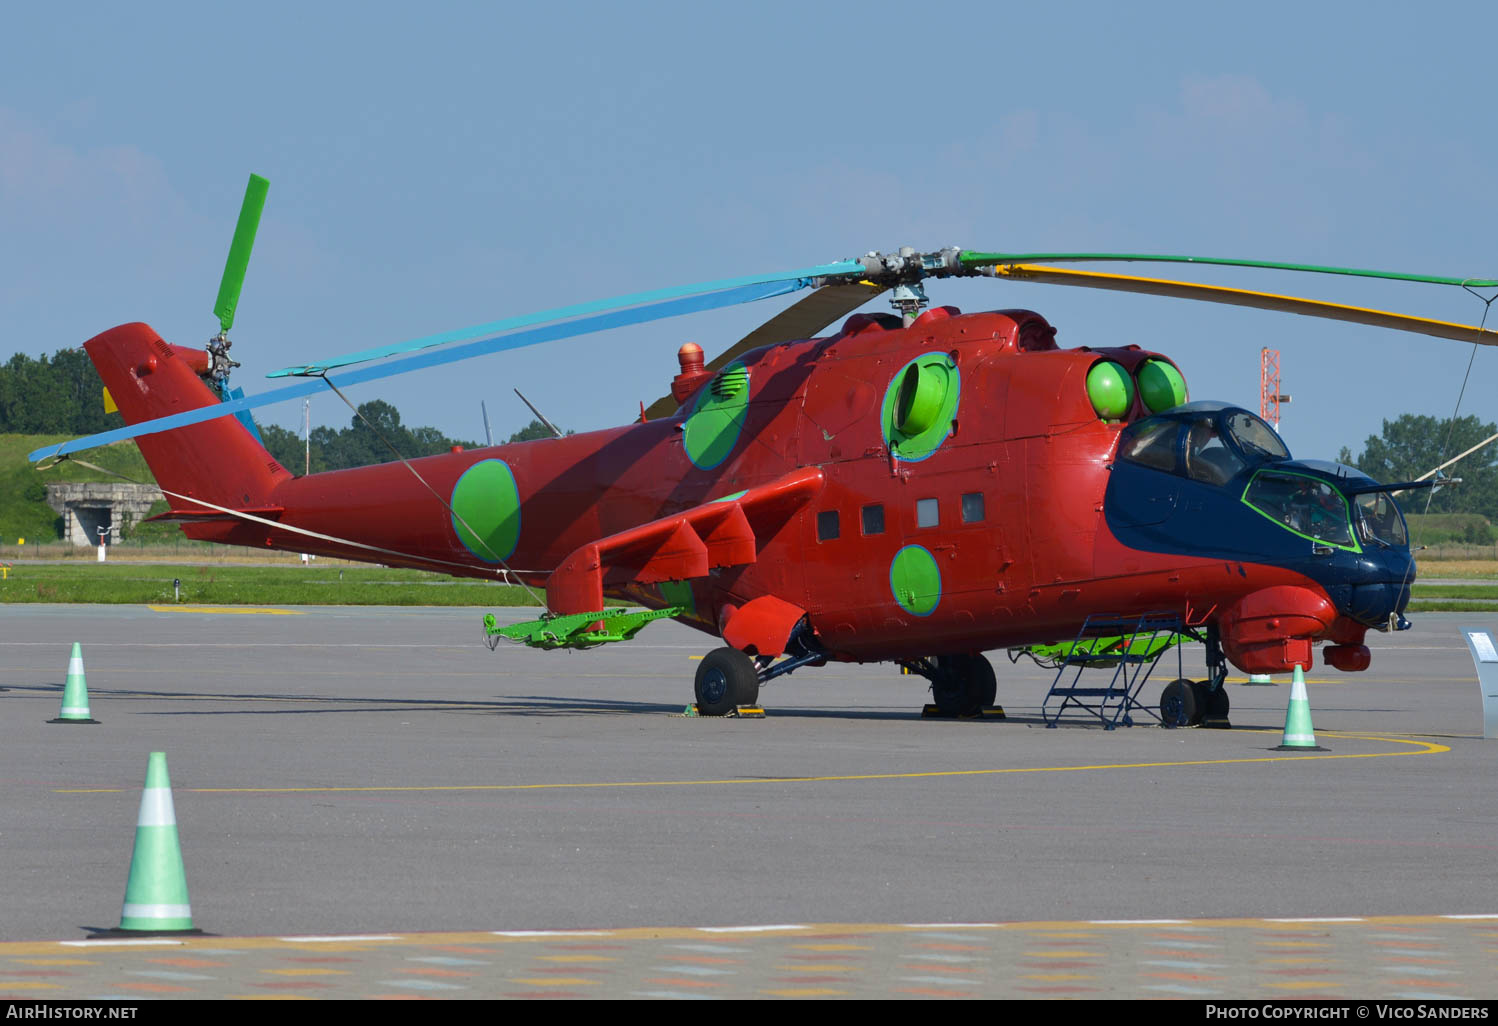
<box><xmin>694</xmin><ymin>647</ymin><xmax>761</xmax><ymax>716</ymax></box>
<box><xmin>1160</xmin><ymin>678</ymin><xmax>1199</xmax><ymax>727</ymax></box>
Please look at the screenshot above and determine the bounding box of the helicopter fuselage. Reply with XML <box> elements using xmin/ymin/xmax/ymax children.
<box><xmin>88</xmin><ymin>305</ymin><xmax>1412</xmax><ymax>675</ymax></box>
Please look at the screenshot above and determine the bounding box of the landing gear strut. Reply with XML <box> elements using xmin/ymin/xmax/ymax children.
<box><xmin>1159</xmin><ymin>623</ymin><xmax>1231</xmax><ymax>728</ymax></box>
<box><xmin>692</xmin><ymin>620</ymin><xmax>827</xmax><ymax>716</ymax></box>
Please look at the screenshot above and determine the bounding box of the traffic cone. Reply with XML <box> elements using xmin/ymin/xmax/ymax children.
<box><xmin>1274</xmin><ymin>665</ymin><xmax>1326</xmax><ymax>751</ymax></box>
<box><xmin>48</xmin><ymin>643</ymin><xmax>99</xmax><ymax>724</ymax></box>
<box><xmin>1247</xmin><ymin>673</ymin><xmax>1274</xmax><ymax>686</ymax></box>
<box><xmin>113</xmin><ymin>753</ymin><xmax>200</xmax><ymax>934</ymax></box>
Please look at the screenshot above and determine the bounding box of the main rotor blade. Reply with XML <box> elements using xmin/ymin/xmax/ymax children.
<box><xmin>642</xmin><ymin>281</ymin><xmax>886</xmax><ymax>420</ymax></box>
<box><xmin>213</xmin><ymin>174</ymin><xmax>270</xmax><ymax>334</ymax></box>
<box><xmin>268</xmin><ymin>258</ymin><xmax>865</xmax><ymax>378</ymax></box>
<box><xmin>991</xmin><ymin>264</ymin><xmax>1498</xmax><ymax>345</ymax></box>
<box><xmin>962</xmin><ymin>251</ymin><xmax>1498</xmax><ymax>289</ymax></box>
<box><xmin>30</xmin><ymin>279</ymin><xmax>802</xmax><ymax>464</ymax></box>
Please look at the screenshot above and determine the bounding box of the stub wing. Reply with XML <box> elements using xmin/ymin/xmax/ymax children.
<box><xmin>545</xmin><ymin>466</ymin><xmax>824</xmax><ymax>614</ymax></box>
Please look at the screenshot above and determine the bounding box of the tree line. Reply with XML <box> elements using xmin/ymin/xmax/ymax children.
<box><xmin>1339</xmin><ymin>413</ymin><xmax>1498</xmax><ymax>524</ymax></box>
<box><xmin>0</xmin><ymin>349</ymin><xmax>122</xmax><ymax>435</ymax></box>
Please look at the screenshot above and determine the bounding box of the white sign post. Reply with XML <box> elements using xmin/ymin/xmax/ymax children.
<box><xmin>1460</xmin><ymin>628</ymin><xmax>1498</xmax><ymax>740</ymax></box>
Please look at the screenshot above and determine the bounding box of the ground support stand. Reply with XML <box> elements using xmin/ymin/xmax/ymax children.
<box><xmin>1041</xmin><ymin>612</ymin><xmax>1187</xmax><ymax>729</ymax></box>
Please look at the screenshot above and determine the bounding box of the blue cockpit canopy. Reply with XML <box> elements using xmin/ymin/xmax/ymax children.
<box><xmin>1116</xmin><ymin>402</ymin><xmax>1290</xmax><ymax>486</ymax></box>
<box><xmin>1116</xmin><ymin>406</ymin><xmax>1410</xmax><ymax>550</ymax></box>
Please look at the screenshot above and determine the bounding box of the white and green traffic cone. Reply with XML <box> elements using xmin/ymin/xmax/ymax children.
<box><xmin>1274</xmin><ymin>665</ymin><xmax>1326</xmax><ymax>751</ymax></box>
<box><xmin>1247</xmin><ymin>673</ymin><xmax>1274</xmax><ymax>686</ymax></box>
<box><xmin>113</xmin><ymin>752</ymin><xmax>200</xmax><ymax>934</ymax></box>
<box><xmin>48</xmin><ymin>643</ymin><xmax>99</xmax><ymax>724</ymax></box>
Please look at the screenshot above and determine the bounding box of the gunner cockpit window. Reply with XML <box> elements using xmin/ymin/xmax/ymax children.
<box><xmin>1356</xmin><ymin>492</ymin><xmax>1408</xmax><ymax>548</ymax></box>
<box><xmin>1243</xmin><ymin>471</ymin><xmax>1356</xmax><ymax>549</ymax></box>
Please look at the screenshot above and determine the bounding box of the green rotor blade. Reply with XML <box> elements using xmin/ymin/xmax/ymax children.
<box><xmin>959</xmin><ymin>251</ymin><xmax>1498</xmax><ymax>289</ymax></box>
<box><xmin>213</xmin><ymin>173</ymin><xmax>270</xmax><ymax>334</ymax></box>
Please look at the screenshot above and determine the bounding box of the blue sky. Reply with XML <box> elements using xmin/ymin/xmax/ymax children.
<box><xmin>3</xmin><ymin>2</ymin><xmax>1496</xmax><ymax>465</ymax></box>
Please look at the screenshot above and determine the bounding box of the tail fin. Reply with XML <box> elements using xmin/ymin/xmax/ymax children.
<box><xmin>85</xmin><ymin>323</ymin><xmax>291</xmax><ymax>511</ymax></box>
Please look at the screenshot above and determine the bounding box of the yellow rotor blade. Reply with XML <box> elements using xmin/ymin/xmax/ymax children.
<box><xmin>993</xmin><ymin>264</ymin><xmax>1498</xmax><ymax>345</ymax></box>
<box><xmin>643</xmin><ymin>281</ymin><xmax>886</xmax><ymax>420</ymax></box>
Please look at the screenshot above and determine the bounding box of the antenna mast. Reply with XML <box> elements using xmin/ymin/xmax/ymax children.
<box><xmin>1260</xmin><ymin>348</ymin><xmax>1291</xmax><ymax>429</ymax></box>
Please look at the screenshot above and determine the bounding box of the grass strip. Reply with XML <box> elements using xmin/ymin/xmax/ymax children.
<box><xmin>0</xmin><ymin>563</ymin><xmax>541</xmax><ymax>606</ymax></box>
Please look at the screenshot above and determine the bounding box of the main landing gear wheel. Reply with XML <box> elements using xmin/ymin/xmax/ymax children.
<box><xmin>694</xmin><ymin>647</ymin><xmax>760</xmax><ymax>716</ymax></box>
<box><xmin>931</xmin><ymin>654</ymin><xmax>997</xmax><ymax>716</ymax></box>
<box><xmin>1160</xmin><ymin>678</ymin><xmax>1199</xmax><ymax>727</ymax></box>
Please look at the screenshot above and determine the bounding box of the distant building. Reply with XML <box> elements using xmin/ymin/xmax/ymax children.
<box><xmin>44</xmin><ymin>483</ymin><xmax>163</xmax><ymax>545</ymax></box>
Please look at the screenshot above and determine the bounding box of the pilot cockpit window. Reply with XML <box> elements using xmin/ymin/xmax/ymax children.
<box><xmin>1224</xmin><ymin>411</ymin><xmax>1291</xmax><ymax>462</ymax></box>
<box><xmin>1184</xmin><ymin>421</ymin><xmax>1245</xmax><ymax>486</ymax></box>
<box><xmin>1244</xmin><ymin>472</ymin><xmax>1355</xmax><ymax>548</ymax></box>
<box><xmin>1119</xmin><ymin>420</ymin><xmax>1181</xmax><ymax>473</ymax></box>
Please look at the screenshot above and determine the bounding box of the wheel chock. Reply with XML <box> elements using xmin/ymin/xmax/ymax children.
<box><xmin>921</xmin><ymin>705</ymin><xmax>1006</xmax><ymax>720</ymax></box>
<box><xmin>671</xmin><ymin>704</ymin><xmax>765</xmax><ymax>719</ymax></box>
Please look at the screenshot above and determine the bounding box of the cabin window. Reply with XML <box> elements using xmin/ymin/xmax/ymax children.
<box><xmin>961</xmin><ymin>492</ymin><xmax>985</xmax><ymax>523</ymax></box>
<box><xmin>916</xmin><ymin>498</ymin><xmax>939</xmax><ymax>528</ymax></box>
<box><xmin>817</xmin><ymin>510</ymin><xmax>840</xmax><ymax>541</ymax></box>
<box><xmin>861</xmin><ymin>504</ymin><xmax>885</xmax><ymax>535</ymax></box>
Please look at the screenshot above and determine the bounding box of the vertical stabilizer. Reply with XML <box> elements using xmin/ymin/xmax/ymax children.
<box><xmin>83</xmin><ymin>322</ymin><xmax>290</xmax><ymax>511</ymax></box>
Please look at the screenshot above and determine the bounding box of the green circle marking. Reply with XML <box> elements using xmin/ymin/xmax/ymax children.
<box><xmin>684</xmin><ymin>362</ymin><xmax>751</xmax><ymax>470</ymax></box>
<box><xmin>890</xmin><ymin>545</ymin><xmax>941</xmax><ymax>617</ymax></box>
<box><xmin>450</xmin><ymin>459</ymin><xmax>521</xmax><ymax>563</ymax></box>
<box><xmin>1137</xmin><ymin>358</ymin><xmax>1188</xmax><ymax>413</ymax></box>
<box><xmin>881</xmin><ymin>354</ymin><xmax>960</xmax><ymax>462</ymax></box>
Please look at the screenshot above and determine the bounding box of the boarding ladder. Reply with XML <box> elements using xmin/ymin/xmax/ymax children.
<box><xmin>1041</xmin><ymin>612</ymin><xmax>1187</xmax><ymax>729</ymax></box>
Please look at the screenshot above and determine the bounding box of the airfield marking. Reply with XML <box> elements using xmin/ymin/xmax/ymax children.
<box><xmin>6</xmin><ymin>915</ymin><xmax>1494</xmax><ymax>999</ymax></box>
<box><xmin>6</xmin><ymin>914</ymin><xmax>1497</xmax><ymax>955</ymax></box>
<box><xmin>147</xmin><ymin>605</ymin><xmax>304</xmax><ymax>615</ymax></box>
<box><xmin>53</xmin><ymin>732</ymin><xmax>1448</xmax><ymax>794</ymax></box>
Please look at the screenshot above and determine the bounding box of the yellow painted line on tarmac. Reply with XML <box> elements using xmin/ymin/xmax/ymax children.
<box><xmin>763</xmin><ymin>988</ymin><xmax>849</xmax><ymax>996</ymax></box>
<box><xmin>52</xmin><ymin>731</ymin><xmax>1449</xmax><ymax>794</ymax></box>
<box><xmin>148</xmin><ymin>605</ymin><xmax>303</xmax><ymax>615</ymax></box>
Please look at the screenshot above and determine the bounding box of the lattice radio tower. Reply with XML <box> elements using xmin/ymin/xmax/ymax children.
<box><xmin>1260</xmin><ymin>348</ymin><xmax>1291</xmax><ymax>428</ymax></box>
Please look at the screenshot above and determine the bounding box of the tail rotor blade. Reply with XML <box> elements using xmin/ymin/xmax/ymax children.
<box><xmin>213</xmin><ymin>173</ymin><xmax>270</xmax><ymax>335</ymax></box>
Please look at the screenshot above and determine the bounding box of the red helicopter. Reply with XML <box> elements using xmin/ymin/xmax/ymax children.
<box><xmin>34</xmin><ymin>176</ymin><xmax>1498</xmax><ymax>720</ymax></box>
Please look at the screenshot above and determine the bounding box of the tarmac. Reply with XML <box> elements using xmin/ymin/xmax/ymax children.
<box><xmin>1</xmin><ymin>603</ymin><xmax>1495</xmax><ymax>999</ymax></box>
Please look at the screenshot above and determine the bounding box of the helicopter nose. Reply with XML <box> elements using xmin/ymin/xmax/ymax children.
<box><xmin>1345</xmin><ymin>580</ymin><xmax>1410</xmax><ymax>625</ymax></box>
<box><xmin>1339</xmin><ymin>547</ymin><xmax>1414</xmax><ymax>627</ymax></box>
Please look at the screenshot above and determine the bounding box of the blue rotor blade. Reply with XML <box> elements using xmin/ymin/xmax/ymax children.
<box><xmin>29</xmin><ymin>278</ymin><xmax>805</xmax><ymax>464</ymax></box>
<box><xmin>268</xmin><ymin>258</ymin><xmax>865</xmax><ymax>377</ymax></box>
